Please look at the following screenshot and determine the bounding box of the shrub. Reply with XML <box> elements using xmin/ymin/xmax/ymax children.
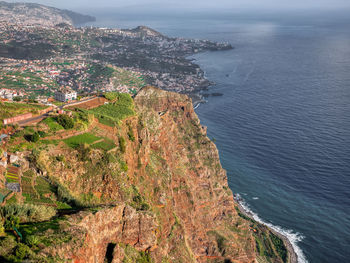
<box><xmin>37</xmin><ymin>130</ymin><xmax>46</xmax><ymax>137</ymax></box>
<box><xmin>56</xmin><ymin>114</ymin><xmax>74</xmax><ymax>129</ymax></box>
<box><xmin>24</xmin><ymin>132</ymin><xmax>39</xmax><ymax>142</ymax></box>
<box><xmin>207</xmin><ymin>231</ymin><xmax>227</xmax><ymax>256</ymax></box>
<box><xmin>57</xmin><ymin>185</ymin><xmax>78</xmax><ymax>207</ymax></box>
<box><xmin>76</xmin><ymin>143</ymin><xmax>91</xmax><ymax>161</ymax></box>
<box><xmin>4</xmin><ymin>215</ymin><xmax>20</xmax><ymax>230</ymax></box>
<box><xmin>131</xmin><ymin>192</ymin><xmax>150</xmax><ymax>211</ymax></box>
<box><xmin>0</xmin><ymin>220</ymin><xmax>5</xmax><ymax>236</ymax></box>
<box><xmin>0</xmin><ymin>204</ymin><xmax>56</xmax><ymax>223</ymax></box>
<box><xmin>15</xmin><ymin>243</ymin><xmax>31</xmax><ymax>260</ymax></box>
<box><xmin>25</xmin><ymin>235</ymin><xmax>40</xmax><ymax>247</ymax></box>
<box><xmin>119</xmin><ymin>160</ymin><xmax>128</xmax><ymax>172</ymax></box>
<box><xmin>42</xmin><ymin>117</ymin><xmax>64</xmax><ymax>131</ymax></box>
<box><xmin>0</xmin><ymin>236</ymin><xmax>17</xmax><ymax>255</ymax></box>
<box><xmin>270</xmin><ymin>233</ymin><xmax>287</xmax><ymax>262</ymax></box>
<box><xmin>28</xmin><ymin>149</ymin><xmax>49</xmax><ymax>173</ymax></box>
<box><xmin>56</xmin><ymin>155</ymin><xmax>65</xmax><ymax>162</ymax></box>
<box><xmin>119</xmin><ymin>136</ymin><xmax>126</xmax><ymax>153</ymax></box>
<box><xmin>136</xmin><ymin>251</ymin><xmax>153</xmax><ymax>263</ymax></box>
<box><xmin>127</xmin><ymin>127</ymin><xmax>135</xmax><ymax>142</ymax></box>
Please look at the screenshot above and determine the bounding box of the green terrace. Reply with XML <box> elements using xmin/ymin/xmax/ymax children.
<box><xmin>63</xmin><ymin>132</ymin><xmax>100</xmax><ymax>148</ymax></box>
<box><xmin>0</xmin><ymin>71</ymin><xmax>58</xmax><ymax>94</ymax></box>
<box><xmin>63</xmin><ymin>132</ymin><xmax>116</xmax><ymax>151</ymax></box>
<box><xmin>42</xmin><ymin>117</ymin><xmax>64</xmax><ymax>132</ymax></box>
<box><xmin>86</xmin><ymin>92</ymin><xmax>136</xmax><ymax>127</ymax></box>
<box><xmin>0</xmin><ymin>102</ymin><xmax>48</xmax><ymax>123</ymax></box>
<box><xmin>5</xmin><ymin>166</ymin><xmax>20</xmax><ymax>184</ymax></box>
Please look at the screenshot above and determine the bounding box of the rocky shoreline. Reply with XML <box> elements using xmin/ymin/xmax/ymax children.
<box><xmin>236</xmin><ymin>202</ymin><xmax>298</xmax><ymax>263</ymax></box>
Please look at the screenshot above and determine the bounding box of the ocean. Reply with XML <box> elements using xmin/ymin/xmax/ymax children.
<box><xmin>81</xmin><ymin>9</ymin><xmax>350</xmax><ymax>262</ymax></box>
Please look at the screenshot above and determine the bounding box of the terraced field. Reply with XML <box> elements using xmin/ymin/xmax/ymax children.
<box><xmin>0</xmin><ymin>102</ymin><xmax>48</xmax><ymax>123</ymax></box>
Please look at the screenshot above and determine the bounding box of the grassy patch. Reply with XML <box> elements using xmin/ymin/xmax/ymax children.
<box><xmin>35</xmin><ymin>177</ymin><xmax>54</xmax><ymax>196</ymax></box>
<box><xmin>42</xmin><ymin>117</ymin><xmax>64</xmax><ymax>132</ymax></box>
<box><xmin>88</xmin><ymin>93</ymin><xmax>135</xmax><ymax>126</ymax></box>
<box><xmin>29</xmin><ymin>177</ymin><xmax>56</xmax><ymax>205</ymax></box>
<box><xmin>55</xmin><ymin>201</ymin><xmax>72</xmax><ymax>210</ymax></box>
<box><xmin>63</xmin><ymin>133</ymin><xmax>100</xmax><ymax>148</ymax></box>
<box><xmin>91</xmin><ymin>138</ymin><xmax>115</xmax><ymax>151</ymax></box>
<box><xmin>39</xmin><ymin>139</ymin><xmax>60</xmax><ymax>146</ymax></box>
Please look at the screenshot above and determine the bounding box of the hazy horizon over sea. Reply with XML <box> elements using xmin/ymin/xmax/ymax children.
<box><xmin>81</xmin><ymin>9</ymin><xmax>350</xmax><ymax>262</ymax></box>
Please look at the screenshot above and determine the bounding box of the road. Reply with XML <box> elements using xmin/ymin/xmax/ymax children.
<box><xmin>17</xmin><ymin>96</ymin><xmax>98</xmax><ymax>126</ymax></box>
<box><xmin>60</xmin><ymin>96</ymin><xmax>97</xmax><ymax>109</ymax></box>
<box><xmin>18</xmin><ymin>113</ymin><xmax>50</xmax><ymax>127</ymax></box>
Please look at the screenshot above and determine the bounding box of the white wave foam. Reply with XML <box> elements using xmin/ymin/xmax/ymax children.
<box><xmin>193</xmin><ymin>103</ymin><xmax>200</xmax><ymax>110</ymax></box>
<box><xmin>239</xmin><ymin>199</ymin><xmax>308</xmax><ymax>263</ymax></box>
<box><xmin>252</xmin><ymin>197</ymin><xmax>259</xmax><ymax>200</ymax></box>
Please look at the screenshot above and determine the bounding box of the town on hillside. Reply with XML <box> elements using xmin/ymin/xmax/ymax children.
<box><xmin>0</xmin><ymin>21</ymin><xmax>231</xmax><ymax>102</ymax></box>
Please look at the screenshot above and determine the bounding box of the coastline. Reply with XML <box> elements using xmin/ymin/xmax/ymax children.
<box><xmin>236</xmin><ymin>202</ymin><xmax>298</xmax><ymax>263</ymax></box>
<box><xmin>189</xmin><ymin>50</ymin><xmax>300</xmax><ymax>263</ymax></box>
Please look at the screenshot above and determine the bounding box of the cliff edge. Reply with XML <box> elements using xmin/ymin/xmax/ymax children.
<box><xmin>0</xmin><ymin>87</ymin><xmax>290</xmax><ymax>263</ymax></box>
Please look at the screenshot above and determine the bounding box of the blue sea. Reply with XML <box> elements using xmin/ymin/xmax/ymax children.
<box><xmin>82</xmin><ymin>9</ymin><xmax>350</xmax><ymax>262</ymax></box>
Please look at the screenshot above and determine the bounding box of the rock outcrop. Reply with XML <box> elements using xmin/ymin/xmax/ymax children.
<box><xmin>41</xmin><ymin>205</ymin><xmax>157</xmax><ymax>262</ymax></box>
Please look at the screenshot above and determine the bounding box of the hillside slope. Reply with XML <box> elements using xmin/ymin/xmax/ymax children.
<box><xmin>0</xmin><ymin>1</ymin><xmax>95</xmax><ymax>26</ymax></box>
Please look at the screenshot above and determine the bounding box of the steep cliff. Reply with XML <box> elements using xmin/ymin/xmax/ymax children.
<box><xmin>0</xmin><ymin>87</ymin><xmax>288</xmax><ymax>263</ymax></box>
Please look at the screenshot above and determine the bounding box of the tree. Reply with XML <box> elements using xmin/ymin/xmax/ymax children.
<box><xmin>0</xmin><ymin>220</ymin><xmax>5</xmax><ymax>236</ymax></box>
<box><xmin>4</xmin><ymin>215</ymin><xmax>20</xmax><ymax>230</ymax></box>
<box><xmin>56</xmin><ymin>114</ymin><xmax>74</xmax><ymax>129</ymax></box>
<box><xmin>119</xmin><ymin>136</ymin><xmax>126</xmax><ymax>153</ymax></box>
<box><xmin>13</xmin><ymin>96</ymin><xmax>21</xmax><ymax>102</ymax></box>
<box><xmin>24</xmin><ymin>132</ymin><xmax>40</xmax><ymax>142</ymax></box>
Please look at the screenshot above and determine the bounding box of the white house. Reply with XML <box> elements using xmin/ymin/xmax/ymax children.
<box><xmin>54</xmin><ymin>88</ymin><xmax>77</xmax><ymax>102</ymax></box>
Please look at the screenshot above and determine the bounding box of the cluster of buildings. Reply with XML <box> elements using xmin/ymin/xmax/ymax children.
<box><xmin>1</xmin><ymin>19</ymin><xmax>232</xmax><ymax>101</ymax></box>
<box><xmin>0</xmin><ymin>88</ymin><xmax>25</xmax><ymax>101</ymax></box>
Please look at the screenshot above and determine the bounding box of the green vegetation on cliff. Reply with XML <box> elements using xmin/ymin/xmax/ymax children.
<box><xmin>0</xmin><ymin>88</ymin><xmax>289</xmax><ymax>263</ymax></box>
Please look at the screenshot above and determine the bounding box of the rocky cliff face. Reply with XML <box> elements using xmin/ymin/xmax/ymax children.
<box><xmin>12</xmin><ymin>87</ymin><xmax>286</xmax><ymax>263</ymax></box>
<box><xmin>0</xmin><ymin>1</ymin><xmax>95</xmax><ymax>26</ymax></box>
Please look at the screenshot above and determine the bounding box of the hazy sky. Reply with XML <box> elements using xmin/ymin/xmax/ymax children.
<box><xmin>7</xmin><ymin>0</ymin><xmax>350</xmax><ymax>11</ymax></box>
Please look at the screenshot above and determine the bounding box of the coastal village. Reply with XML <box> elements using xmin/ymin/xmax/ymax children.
<box><xmin>0</xmin><ymin>21</ymin><xmax>231</xmax><ymax>96</ymax></box>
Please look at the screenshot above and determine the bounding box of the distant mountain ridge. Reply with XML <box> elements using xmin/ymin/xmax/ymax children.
<box><xmin>0</xmin><ymin>1</ymin><xmax>95</xmax><ymax>26</ymax></box>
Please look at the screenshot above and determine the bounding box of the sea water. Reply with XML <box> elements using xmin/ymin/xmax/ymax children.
<box><xmin>82</xmin><ymin>9</ymin><xmax>350</xmax><ymax>262</ymax></box>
